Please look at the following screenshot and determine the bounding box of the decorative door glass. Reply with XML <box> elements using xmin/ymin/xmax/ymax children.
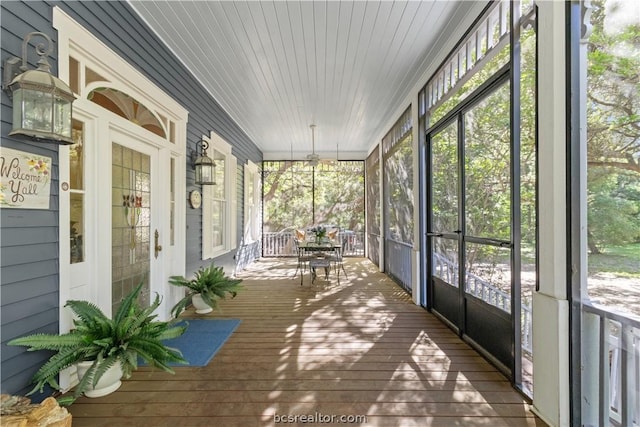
<box><xmin>112</xmin><ymin>144</ymin><xmax>151</xmax><ymax>312</ymax></box>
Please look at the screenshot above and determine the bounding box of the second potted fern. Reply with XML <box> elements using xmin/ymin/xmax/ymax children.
<box><xmin>169</xmin><ymin>262</ymin><xmax>243</xmax><ymax>316</ymax></box>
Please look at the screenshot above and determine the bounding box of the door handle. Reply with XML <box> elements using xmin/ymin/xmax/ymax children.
<box><xmin>154</xmin><ymin>229</ymin><xmax>163</xmax><ymax>258</ymax></box>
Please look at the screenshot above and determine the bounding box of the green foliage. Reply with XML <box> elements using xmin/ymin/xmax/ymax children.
<box><xmin>8</xmin><ymin>283</ymin><xmax>187</xmax><ymax>405</ymax></box>
<box><xmin>169</xmin><ymin>263</ymin><xmax>243</xmax><ymax>317</ymax></box>
<box><xmin>585</xmin><ymin>0</ymin><xmax>640</xmax><ymax>252</ymax></box>
<box><xmin>588</xmin><ymin>170</ymin><xmax>640</xmax><ymax>247</ymax></box>
<box><xmin>385</xmin><ymin>133</ymin><xmax>414</xmax><ymax>244</ymax></box>
<box><xmin>262</xmin><ymin>161</ymin><xmax>365</xmax><ymax>232</ymax></box>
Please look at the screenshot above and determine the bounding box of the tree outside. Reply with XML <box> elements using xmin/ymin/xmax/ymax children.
<box><xmin>262</xmin><ymin>160</ymin><xmax>365</xmax><ymax>234</ymax></box>
<box><xmin>585</xmin><ymin>0</ymin><xmax>640</xmax><ymax>317</ymax></box>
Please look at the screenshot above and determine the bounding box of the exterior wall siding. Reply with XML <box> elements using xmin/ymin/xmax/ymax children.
<box><xmin>1</xmin><ymin>0</ymin><xmax>262</xmax><ymax>398</ymax></box>
<box><xmin>1</xmin><ymin>0</ymin><xmax>63</xmax><ymax>399</ymax></box>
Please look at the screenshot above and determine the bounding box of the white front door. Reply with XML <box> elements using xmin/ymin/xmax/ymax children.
<box><xmin>108</xmin><ymin>130</ymin><xmax>163</xmax><ymax>314</ymax></box>
<box><xmin>60</xmin><ymin>113</ymin><xmax>175</xmax><ymax>317</ymax></box>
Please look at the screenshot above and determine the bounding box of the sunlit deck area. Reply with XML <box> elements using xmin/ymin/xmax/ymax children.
<box><xmin>67</xmin><ymin>258</ymin><xmax>544</xmax><ymax>426</ymax></box>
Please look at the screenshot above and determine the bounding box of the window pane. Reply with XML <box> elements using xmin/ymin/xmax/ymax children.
<box><xmin>70</xmin><ymin>192</ymin><xmax>84</xmax><ymax>263</ymax></box>
<box><xmin>170</xmin><ymin>158</ymin><xmax>175</xmax><ymax>246</ymax></box>
<box><xmin>70</xmin><ymin>120</ymin><xmax>84</xmax><ymax>190</ymax></box>
<box><xmin>212</xmin><ymin>200</ymin><xmax>224</xmax><ymax>248</ymax></box>
<box><xmin>70</xmin><ymin>119</ymin><xmax>85</xmax><ymax>264</ymax></box>
<box><xmin>213</xmin><ymin>150</ymin><xmax>225</xmax><ymax>199</ymax></box>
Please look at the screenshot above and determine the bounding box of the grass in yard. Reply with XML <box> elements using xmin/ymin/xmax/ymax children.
<box><xmin>588</xmin><ymin>243</ymin><xmax>640</xmax><ymax>278</ymax></box>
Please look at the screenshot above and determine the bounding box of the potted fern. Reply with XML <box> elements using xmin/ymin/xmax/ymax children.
<box><xmin>8</xmin><ymin>282</ymin><xmax>187</xmax><ymax>406</ymax></box>
<box><xmin>169</xmin><ymin>262</ymin><xmax>243</xmax><ymax>316</ymax></box>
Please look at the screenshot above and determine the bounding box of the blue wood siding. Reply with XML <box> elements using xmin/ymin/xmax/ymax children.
<box><xmin>1</xmin><ymin>0</ymin><xmax>262</xmax><ymax>398</ymax></box>
<box><xmin>1</xmin><ymin>0</ymin><xmax>62</xmax><ymax>399</ymax></box>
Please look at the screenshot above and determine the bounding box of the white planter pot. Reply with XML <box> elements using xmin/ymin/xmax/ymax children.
<box><xmin>76</xmin><ymin>360</ymin><xmax>123</xmax><ymax>398</ymax></box>
<box><xmin>192</xmin><ymin>293</ymin><xmax>213</xmax><ymax>314</ymax></box>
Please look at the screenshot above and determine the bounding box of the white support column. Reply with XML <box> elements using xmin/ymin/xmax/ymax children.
<box><xmin>378</xmin><ymin>144</ymin><xmax>385</xmax><ymax>273</ymax></box>
<box><xmin>531</xmin><ymin>1</ymin><xmax>571</xmax><ymax>426</ymax></box>
<box><xmin>411</xmin><ymin>95</ymin><xmax>421</xmax><ymax>305</ymax></box>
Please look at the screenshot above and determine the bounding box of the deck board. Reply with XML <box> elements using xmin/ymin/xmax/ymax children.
<box><xmin>67</xmin><ymin>258</ymin><xmax>546</xmax><ymax>426</ymax></box>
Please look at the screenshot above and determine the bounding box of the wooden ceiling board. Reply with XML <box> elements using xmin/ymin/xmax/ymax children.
<box><xmin>128</xmin><ymin>0</ymin><xmax>475</xmax><ymax>159</ymax></box>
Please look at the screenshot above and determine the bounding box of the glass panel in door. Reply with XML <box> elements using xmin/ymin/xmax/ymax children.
<box><xmin>112</xmin><ymin>143</ymin><xmax>151</xmax><ymax>313</ymax></box>
<box><xmin>430</xmin><ymin>121</ymin><xmax>460</xmax><ymax>288</ymax></box>
<box><xmin>462</xmin><ymin>81</ymin><xmax>514</xmax><ymax>371</ymax></box>
<box><xmin>429</xmin><ymin>120</ymin><xmax>462</xmax><ymax>325</ymax></box>
<box><xmin>463</xmin><ymin>81</ymin><xmax>512</xmax><ymax>307</ymax></box>
<box><xmin>431</xmin><ymin>121</ymin><xmax>459</xmax><ymax>237</ymax></box>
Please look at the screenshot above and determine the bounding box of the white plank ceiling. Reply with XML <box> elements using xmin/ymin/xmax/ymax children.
<box><xmin>128</xmin><ymin>0</ymin><xmax>482</xmax><ymax>159</ymax></box>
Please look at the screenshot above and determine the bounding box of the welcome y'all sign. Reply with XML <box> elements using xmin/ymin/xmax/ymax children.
<box><xmin>1</xmin><ymin>147</ymin><xmax>51</xmax><ymax>209</ymax></box>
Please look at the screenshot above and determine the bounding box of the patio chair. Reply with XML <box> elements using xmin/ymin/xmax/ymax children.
<box><xmin>293</xmin><ymin>238</ymin><xmax>312</xmax><ymax>284</ymax></box>
<box><xmin>308</xmin><ymin>257</ymin><xmax>331</xmax><ymax>284</ymax></box>
<box><xmin>325</xmin><ymin>236</ymin><xmax>347</xmax><ymax>282</ymax></box>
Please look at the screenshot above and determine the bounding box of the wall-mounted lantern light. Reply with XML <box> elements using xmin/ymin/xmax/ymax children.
<box><xmin>193</xmin><ymin>140</ymin><xmax>216</xmax><ymax>185</ymax></box>
<box><xmin>3</xmin><ymin>32</ymin><xmax>76</xmax><ymax>145</ymax></box>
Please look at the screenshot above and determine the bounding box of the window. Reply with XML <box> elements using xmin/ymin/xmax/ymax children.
<box><xmin>70</xmin><ymin>119</ymin><xmax>85</xmax><ymax>264</ymax></box>
<box><xmin>244</xmin><ymin>160</ymin><xmax>261</xmax><ymax>243</ymax></box>
<box><xmin>202</xmin><ymin>132</ymin><xmax>236</xmax><ymax>259</ymax></box>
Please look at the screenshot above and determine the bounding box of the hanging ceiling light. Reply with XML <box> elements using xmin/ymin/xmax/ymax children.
<box><xmin>306</xmin><ymin>124</ymin><xmax>320</xmax><ymax>167</ymax></box>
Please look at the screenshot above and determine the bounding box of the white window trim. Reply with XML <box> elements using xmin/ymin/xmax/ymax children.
<box><xmin>244</xmin><ymin>160</ymin><xmax>260</xmax><ymax>243</ymax></box>
<box><xmin>202</xmin><ymin>131</ymin><xmax>237</xmax><ymax>260</ymax></box>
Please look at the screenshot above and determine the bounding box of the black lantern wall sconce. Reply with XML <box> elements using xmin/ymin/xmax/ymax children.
<box><xmin>3</xmin><ymin>32</ymin><xmax>76</xmax><ymax>145</ymax></box>
<box><xmin>192</xmin><ymin>140</ymin><xmax>216</xmax><ymax>185</ymax></box>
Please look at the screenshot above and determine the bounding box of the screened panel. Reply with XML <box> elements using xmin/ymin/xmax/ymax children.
<box><xmin>465</xmin><ymin>243</ymin><xmax>512</xmax><ymax>313</ymax></box>
<box><xmin>383</xmin><ymin>128</ymin><xmax>414</xmax><ymax>246</ymax></box>
<box><xmin>432</xmin><ymin>237</ymin><xmax>459</xmax><ymax>286</ymax></box>
<box><xmin>262</xmin><ymin>160</ymin><xmax>365</xmax><ymax>257</ymax></box>
<box><xmin>262</xmin><ymin>161</ymin><xmax>313</xmax><ymax>232</ymax></box>
<box><xmin>426</xmin><ymin>0</ymin><xmax>511</xmax><ymax>123</ymax></box>
<box><xmin>366</xmin><ymin>148</ymin><xmax>380</xmax><ymax>236</ymax></box>
<box><xmin>431</xmin><ymin>122</ymin><xmax>458</xmax><ymax>234</ymax></box>
<box><xmin>366</xmin><ymin>148</ymin><xmax>380</xmax><ymax>265</ymax></box>
<box><xmin>464</xmin><ymin>81</ymin><xmax>511</xmax><ymax>241</ymax></box>
<box><xmin>382</xmin><ymin>107</ymin><xmax>414</xmax><ymax>292</ymax></box>
<box><xmin>384</xmin><ymin>134</ymin><xmax>414</xmax><ymax>245</ymax></box>
<box><xmin>314</xmin><ymin>161</ymin><xmax>365</xmax><ymax>231</ymax></box>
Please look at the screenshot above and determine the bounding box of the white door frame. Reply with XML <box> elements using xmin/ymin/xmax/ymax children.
<box><xmin>55</xmin><ymin>7</ymin><xmax>188</xmax><ymax>391</ymax></box>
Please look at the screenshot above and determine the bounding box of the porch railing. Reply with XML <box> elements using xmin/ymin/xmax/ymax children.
<box><xmin>433</xmin><ymin>254</ymin><xmax>639</xmax><ymax>426</ymax></box>
<box><xmin>582</xmin><ymin>304</ymin><xmax>640</xmax><ymax>427</ymax></box>
<box><xmin>433</xmin><ymin>253</ymin><xmax>532</xmax><ymax>355</ymax></box>
<box><xmin>262</xmin><ymin>231</ymin><xmax>365</xmax><ymax>257</ymax></box>
<box><xmin>384</xmin><ymin>239</ymin><xmax>413</xmax><ymax>294</ymax></box>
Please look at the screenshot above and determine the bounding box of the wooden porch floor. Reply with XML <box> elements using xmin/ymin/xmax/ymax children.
<box><xmin>67</xmin><ymin>257</ymin><xmax>545</xmax><ymax>426</ymax></box>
